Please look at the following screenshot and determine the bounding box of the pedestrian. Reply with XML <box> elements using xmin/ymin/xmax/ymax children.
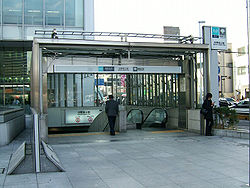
<box><xmin>105</xmin><ymin>95</ymin><xmax>119</xmax><ymax>135</ymax></box>
<box><xmin>202</xmin><ymin>93</ymin><xmax>214</xmax><ymax>136</ymax></box>
<box><xmin>51</xmin><ymin>28</ymin><xmax>58</xmax><ymax>39</ymax></box>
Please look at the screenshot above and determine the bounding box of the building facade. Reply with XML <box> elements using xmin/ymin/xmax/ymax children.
<box><xmin>218</xmin><ymin>43</ymin><xmax>234</xmax><ymax>98</ymax></box>
<box><xmin>0</xmin><ymin>0</ymin><xmax>94</xmax><ymax>108</ymax></box>
<box><xmin>234</xmin><ymin>45</ymin><xmax>249</xmax><ymax>99</ymax></box>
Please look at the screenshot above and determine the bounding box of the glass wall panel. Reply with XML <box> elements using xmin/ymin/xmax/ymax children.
<box><xmin>124</xmin><ymin>73</ymin><xmax>180</xmax><ymax>107</ymax></box>
<box><xmin>65</xmin><ymin>0</ymin><xmax>75</xmax><ymax>26</ymax></box>
<box><xmin>45</xmin><ymin>0</ymin><xmax>64</xmax><ymax>26</ymax></box>
<box><xmin>3</xmin><ymin>0</ymin><xmax>23</xmax><ymax>24</ymax></box>
<box><xmin>24</xmin><ymin>0</ymin><xmax>43</xmax><ymax>25</ymax></box>
<box><xmin>47</xmin><ymin>73</ymin><xmax>182</xmax><ymax>108</ymax></box>
<box><xmin>74</xmin><ymin>0</ymin><xmax>84</xmax><ymax>27</ymax></box>
<box><xmin>143</xmin><ymin>109</ymin><xmax>167</xmax><ymax>127</ymax></box>
<box><xmin>0</xmin><ymin>49</ymin><xmax>30</xmax><ymax>113</ymax></box>
<box><xmin>197</xmin><ymin>53</ymin><xmax>204</xmax><ymax>107</ymax></box>
<box><xmin>127</xmin><ymin>109</ymin><xmax>143</xmax><ymax>124</ymax></box>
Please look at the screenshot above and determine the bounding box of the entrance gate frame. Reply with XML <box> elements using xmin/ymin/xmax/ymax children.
<box><xmin>31</xmin><ymin>38</ymin><xmax>209</xmax><ymax>141</ymax></box>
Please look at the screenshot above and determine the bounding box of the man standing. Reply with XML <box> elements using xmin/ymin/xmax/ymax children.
<box><xmin>105</xmin><ymin>95</ymin><xmax>119</xmax><ymax>135</ymax></box>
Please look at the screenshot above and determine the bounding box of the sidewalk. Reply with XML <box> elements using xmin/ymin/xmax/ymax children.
<box><xmin>0</xmin><ymin>128</ymin><xmax>249</xmax><ymax>188</ymax></box>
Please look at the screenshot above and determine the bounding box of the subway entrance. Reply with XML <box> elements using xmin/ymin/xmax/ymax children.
<box><xmin>47</xmin><ymin>72</ymin><xmax>182</xmax><ymax>133</ymax></box>
<box><xmin>31</xmin><ymin>36</ymin><xmax>209</xmax><ymax>140</ymax></box>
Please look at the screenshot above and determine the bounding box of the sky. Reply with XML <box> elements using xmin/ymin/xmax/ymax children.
<box><xmin>94</xmin><ymin>0</ymin><xmax>248</xmax><ymax>49</ymax></box>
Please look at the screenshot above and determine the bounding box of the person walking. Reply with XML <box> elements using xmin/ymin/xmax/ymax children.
<box><xmin>105</xmin><ymin>95</ymin><xmax>119</xmax><ymax>135</ymax></box>
<box><xmin>202</xmin><ymin>93</ymin><xmax>214</xmax><ymax>136</ymax></box>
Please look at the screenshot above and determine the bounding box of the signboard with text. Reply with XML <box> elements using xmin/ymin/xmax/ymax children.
<box><xmin>211</xmin><ymin>27</ymin><xmax>227</xmax><ymax>50</ymax></box>
<box><xmin>54</xmin><ymin>65</ymin><xmax>182</xmax><ymax>74</ymax></box>
<box><xmin>65</xmin><ymin>109</ymin><xmax>102</xmax><ymax>124</ymax></box>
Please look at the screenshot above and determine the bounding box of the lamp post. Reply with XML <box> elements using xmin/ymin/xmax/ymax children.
<box><xmin>198</xmin><ymin>21</ymin><xmax>206</xmax><ymax>44</ymax></box>
<box><xmin>247</xmin><ymin>0</ymin><xmax>250</xmax><ymax>96</ymax></box>
<box><xmin>246</xmin><ymin>0</ymin><xmax>250</xmax><ymax>187</ymax></box>
<box><xmin>198</xmin><ymin>21</ymin><xmax>205</xmax><ymax>104</ymax></box>
<box><xmin>220</xmin><ymin>75</ymin><xmax>227</xmax><ymax>97</ymax></box>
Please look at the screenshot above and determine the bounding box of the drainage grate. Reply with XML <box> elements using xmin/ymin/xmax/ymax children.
<box><xmin>0</xmin><ymin>168</ymin><xmax>5</xmax><ymax>174</ymax></box>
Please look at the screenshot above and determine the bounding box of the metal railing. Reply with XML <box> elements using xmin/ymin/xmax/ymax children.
<box><xmin>30</xmin><ymin>108</ymin><xmax>41</xmax><ymax>173</ymax></box>
<box><xmin>34</xmin><ymin>30</ymin><xmax>200</xmax><ymax>43</ymax></box>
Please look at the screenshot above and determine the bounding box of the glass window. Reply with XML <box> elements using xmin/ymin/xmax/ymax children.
<box><xmin>24</xmin><ymin>0</ymin><xmax>43</xmax><ymax>25</ymax></box>
<box><xmin>237</xmin><ymin>66</ymin><xmax>247</xmax><ymax>75</ymax></box>
<box><xmin>66</xmin><ymin>0</ymin><xmax>83</xmax><ymax>27</ymax></box>
<box><xmin>0</xmin><ymin>49</ymin><xmax>30</xmax><ymax>111</ymax></box>
<box><xmin>3</xmin><ymin>0</ymin><xmax>23</xmax><ymax>24</ymax></box>
<box><xmin>45</xmin><ymin>0</ymin><xmax>63</xmax><ymax>26</ymax></box>
<box><xmin>237</xmin><ymin>46</ymin><xmax>245</xmax><ymax>56</ymax></box>
<box><xmin>65</xmin><ymin>0</ymin><xmax>75</xmax><ymax>26</ymax></box>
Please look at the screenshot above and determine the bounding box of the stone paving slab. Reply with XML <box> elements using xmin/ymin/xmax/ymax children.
<box><xmin>4</xmin><ymin>174</ymin><xmax>37</xmax><ymax>187</ymax></box>
<box><xmin>0</xmin><ymin>128</ymin><xmax>249</xmax><ymax>188</ymax></box>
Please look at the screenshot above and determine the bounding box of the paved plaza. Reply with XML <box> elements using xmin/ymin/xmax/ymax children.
<box><xmin>0</xmin><ymin>129</ymin><xmax>249</xmax><ymax>188</ymax></box>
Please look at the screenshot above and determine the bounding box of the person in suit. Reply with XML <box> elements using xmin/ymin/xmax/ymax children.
<box><xmin>105</xmin><ymin>95</ymin><xmax>119</xmax><ymax>135</ymax></box>
<box><xmin>202</xmin><ymin>93</ymin><xmax>214</xmax><ymax>136</ymax></box>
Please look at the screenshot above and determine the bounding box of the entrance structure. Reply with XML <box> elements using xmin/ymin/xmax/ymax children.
<box><xmin>31</xmin><ymin>32</ymin><xmax>209</xmax><ymax>141</ymax></box>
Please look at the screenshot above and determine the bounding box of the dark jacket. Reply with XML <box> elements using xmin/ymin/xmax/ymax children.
<box><xmin>202</xmin><ymin>99</ymin><xmax>213</xmax><ymax>120</ymax></box>
<box><xmin>105</xmin><ymin>99</ymin><xmax>119</xmax><ymax>117</ymax></box>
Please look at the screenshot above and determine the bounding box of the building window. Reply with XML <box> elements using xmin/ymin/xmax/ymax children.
<box><xmin>2</xmin><ymin>0</ymin><xmax>84</xmax><ymax>27</ymax></box>
<box><xmin>65</xmin><ymin>0</ymin><xmax>75</xmax><ymax>26</ymax></box>
<box><xmin>3</xmin><ymin>0</ymin><xmax>23</xmax><ymax>24</ymax></box>
<box><xmin>24</xmin><ymin>0</ymin><xmax>43</xmax><ymax>25</ymax></box>
<box><xmin>227</xmin><ymin>63</ymin><xmax>233</xmax><ymax>68</ymax></box>
<box><xmin>237</xmin><ymin>66</ymin><xmax>247</xmax><ymax>75</ymax></box>
<box><xmin>66</xmin><ymin>0</ymin><xmax>83</xmax><ymax>27</ymax></box>
<box><xmin>45</xmin><ymin>0</ymin><xmax>64</xmax><ymax>26</ymax></box>
<box><xmin>237</xmin><ymin>47</ymin><xmax>246</xmax><ymax>56</ymax></box>
<box><xmin>0</xmin><ymin>49</ymin><xmax>30</xmax><ymax>107</ymax></box>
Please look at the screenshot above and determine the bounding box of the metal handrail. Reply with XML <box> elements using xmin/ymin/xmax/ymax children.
<box><xmin>30</xmin><ymin>108</ymin><xmax>41</xmax><ymax>173</ymax></box>
<box><xmin>34</xmin><ymin>30</ymin><xmax>200</xmax><ymax>43</ymax></box>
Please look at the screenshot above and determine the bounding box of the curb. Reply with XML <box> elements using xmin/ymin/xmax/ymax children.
<box><xmin>212</xmin><ymin>129</ymin><xmax>249</xmax><ymax>139</ymax></box>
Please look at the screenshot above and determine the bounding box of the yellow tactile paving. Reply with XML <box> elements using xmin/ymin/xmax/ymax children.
<box><xmin>49</xmin><ymin>132</ymin><xmax>119</xmax><ymax>138</ymax></box>
<box><xmin>48</xmin><ymin>130</ymin><xmax>184</xmax><ymax>138</ymax></box>
<box><xmin>151</xmin><ymin>130</ymin><xmax>184</xmax><ymax>134</ymax></box>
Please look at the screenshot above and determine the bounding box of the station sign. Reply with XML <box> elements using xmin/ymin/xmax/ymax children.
<box><xmin>65</xmin><ymin>109</ymin><xmax>102</xmax><ymax>124</ymax></box>
<box><xmin>211</xmin><ymin>26</ymin><xmax>227</xmax><ymax>50</ymax></box>
<box><xmin>95</xmin><ymin>79</ymin><xmax>104</xmax><ymax>85</ymax></box>
<box><xmin>54</xmin><ymin>65</ymin><xmax>182</xmax><ymax>74</ymax></box>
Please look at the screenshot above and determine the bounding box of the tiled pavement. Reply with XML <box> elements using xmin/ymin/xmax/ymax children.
<box><xmin>0</xmin><ymin>129</ymin><xmax>249</xmax><ymax>188</ymax></box>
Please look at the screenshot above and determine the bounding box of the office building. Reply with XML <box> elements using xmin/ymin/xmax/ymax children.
<box><xmin>0</xmin><ymin>0</ymin><xmax>94</xmax><ymax>107</ymax></box>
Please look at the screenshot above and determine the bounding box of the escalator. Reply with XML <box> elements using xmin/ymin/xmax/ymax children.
<box><xmin>127</xmin><ymin>108</ymin><xmax>168</xmax><ymax>130</ymax></box>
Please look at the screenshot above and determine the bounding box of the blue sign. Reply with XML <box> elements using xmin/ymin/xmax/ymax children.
<box><xmin>98</xmin><ymin>67</ymin><xmax>104</xmax><ymax>71</ymax></box>
<box><xmin>95</xmin><ymin>79</ymin><xmax>104</xmax><ymax>85</ymax></box>
<box><xmin>218</xmin><ymin>67</ymin><xmax>220</xmax><ymax>74</ymax></box>
<box><xmin>103</xmin><ymin>67</ymin><xmax>114</xmax><ymax>71</ymax></box>
<box><xmin>98</xmin><ymin>66</ymin><xmax>115</xmax><ymax>71</ymax></box>
<box><xmin>212</xmin><ymin>27</ymin><xmax>220</xmax><ymax>38</ymax></box>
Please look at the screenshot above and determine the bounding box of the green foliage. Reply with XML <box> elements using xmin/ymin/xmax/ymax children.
<box><xmin>213</xmin><ymin>107</ymin><xmax>239</xmax><ymax>129</ymax></box>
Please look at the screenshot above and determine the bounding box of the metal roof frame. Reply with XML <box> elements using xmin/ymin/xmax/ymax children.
<box><xmin>35</xmin><ymin>30</ymin><xmax>200</xmax><ymax>44</ymax></box>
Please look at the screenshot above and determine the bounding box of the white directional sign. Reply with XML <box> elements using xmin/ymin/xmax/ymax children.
<box><xmin>65</xmin><ymin>109</ymin><xmax>102</xmax><ymax>124</ymax></box>
<box><xmin>54</xmin><ymin>65</ymin><xmax>182</xmax><ymax>74</ymax></box>
<box><xmin>211</xmin><ymin>27</ymin><xmax>227</xmax><ymax>50</ymax></box>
